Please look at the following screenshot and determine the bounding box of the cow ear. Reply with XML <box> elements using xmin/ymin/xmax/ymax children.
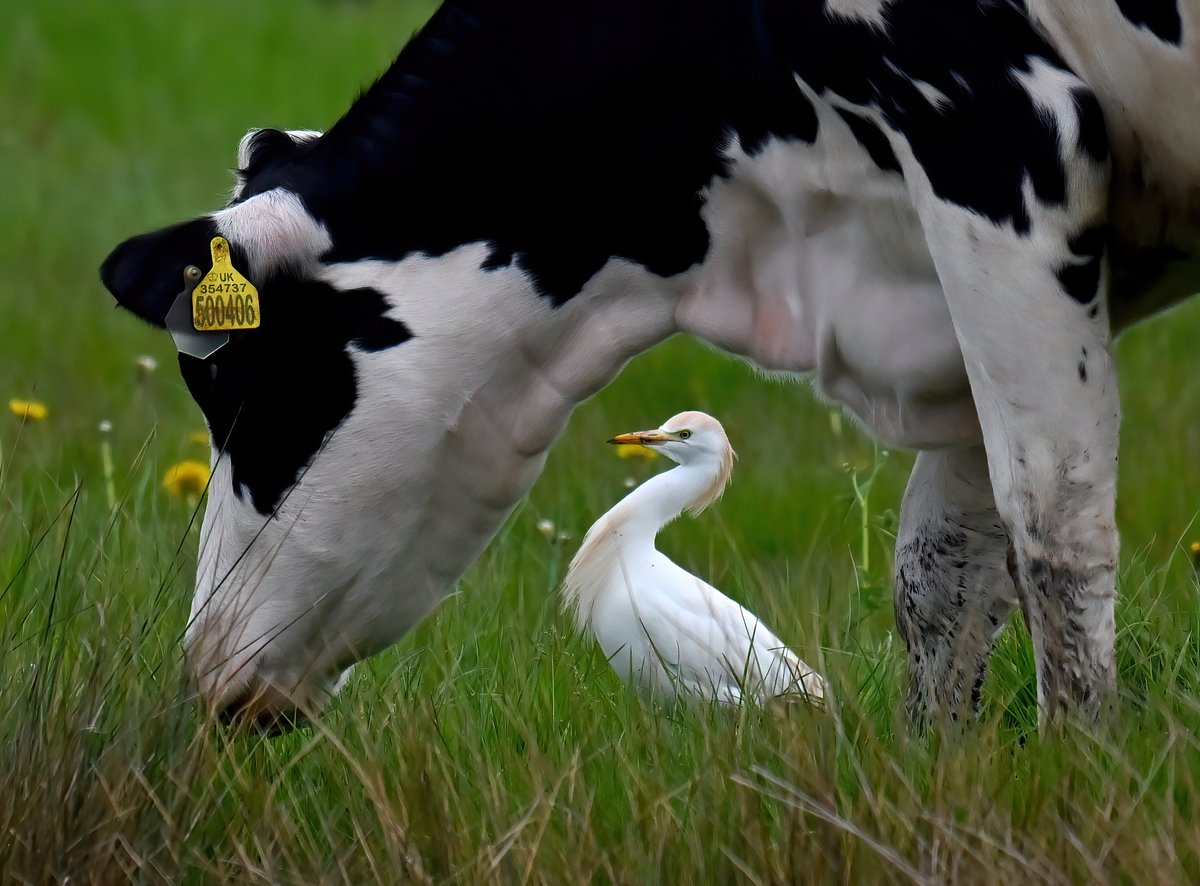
<box><xmin>237</xmin><ymin>128</ymin><xmax>321</xmax><ymax>180</ymax></box>
<box><xmin>100</xmin><ymin>216</ymin><xmax>219</xmax><ymax>328</ymax></box>
<box><xmin>237</xmin><ymin>128</ymin><xmax>303</xmax><ymax>180</ymax></box>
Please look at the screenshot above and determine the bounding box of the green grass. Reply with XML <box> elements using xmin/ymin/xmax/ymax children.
<box><xmin>4</xmin><ymin>0</ymin><xmax>1200</xmax><ymax>880</ymax></box>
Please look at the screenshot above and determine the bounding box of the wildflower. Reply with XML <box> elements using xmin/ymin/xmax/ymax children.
<box><xmin>613</xmin><ymin>443</ymin><xmax>659</xmax><ymax>461</ymax></box>
<box><xmin>623</xmin><ymin>477</ymin><xmax>638</xmax><ymax>489</ymax></box>
<box><xmin>1191</xmin><ymin>541</ymin><xmax>1200</xmax><ymax>569</ymax></box>
<box><xmin>187</xmin><ymin>430</ymin><xmax>210</xmax><ymax>446</ymax></box>
<box><xmin>135</xmin><ymin>355</ymin><xmax>158</xmax><ymax>376</ymax></box>
<box><xmin>98</xmin><ymin>420</ymin><xmax>113</xmax><ymax>434</ymax></box>
<box><xmin>537</xmin><ymin>518</ymin><xmax>556</xmax><ymax>540</ymax></box>
<box><xmin>163</xmin><ymin>460</ymin><xmax>210</xmax><ymax>499</ymax></box>
<box><xmin>8</xmin><ymin>399</ymin><xmax>47</xmax><ymax>421</ymax></box>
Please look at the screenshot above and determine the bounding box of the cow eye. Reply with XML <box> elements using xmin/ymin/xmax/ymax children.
<box><xmin>678</xmin><ymin>430</ymin><xmax>691</xmax><ymax>440</ymax></box>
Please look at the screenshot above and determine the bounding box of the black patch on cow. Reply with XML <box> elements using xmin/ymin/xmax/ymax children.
<box><xmin>1073</xmin><ymin>91</ymin><xmax>1110</xmax><ymax>163</ymax></box>
<box><xmin>1057</xmin><ymin>223</ymin><xmax>1107</xmax><ymax>303</ymax></box>
<box><xmin>239</xmin><ymin>4</ymin><xmax>720</xmax><ymax>302</ymax></box>
<box><xmin>232</xmin><ymin>1</ymin><xmax>831</xmax><ymax>305</ymax></box>
<box><xmin>1115</xmin><ymin>0</ymin><xmax>1183</xmax><ymax>45</ymax></box>
<box><xmin>178</xmin><ymin>279</ymin><xmax>411</xmax><ymax>514</ymax></box>
<box><xmin>766</xmin><ymin>0</ymin><xmax>1099</xmax><ymax>235</ymax></box>
<box><xmin>835</xmin><ymin>109</ymin><xmax>902</xmax><ymax>173</ymax></box>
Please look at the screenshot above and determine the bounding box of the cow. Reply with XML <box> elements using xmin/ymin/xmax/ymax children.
<box><xmin>101</xmin><ymin>0</ymin><xmax>1200</xmax><ymax>732</ymax></box>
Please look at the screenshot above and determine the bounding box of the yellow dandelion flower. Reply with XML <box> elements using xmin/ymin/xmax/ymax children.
<box><xmin>163</xmin><ymin>460</ymin><xmax>210</xmax><ymax>498</ymax></box>
<box><xmin>1192</xmin><ymin>541</ymin><xmax>1200</xmax><ymax>555</ymax></box>
<box><xmin>8</xmin><ymin>399</ymin><xmax>47</xmax><ymax>421</ymax></box>
<box><xmin>187</xmin><ymin>430</ymin><xmax>210</xmax><ymax>446</ymax></box>
<box><xmin>613</xmin><ymin>443</ymin><xmax>659</xmax><ymax>461</ymax></box>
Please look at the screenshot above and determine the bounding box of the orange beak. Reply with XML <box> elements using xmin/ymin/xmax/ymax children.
<box><xmin>607</xmin><ymin>430</ymin><xmax>669</xmax><ymax>447</ymax></box>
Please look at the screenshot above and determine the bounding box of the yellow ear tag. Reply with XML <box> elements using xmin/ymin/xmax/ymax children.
<box><xmin>191</xmin><ymin>237</ymin><xmax>261</xmax><ymax>332</ymax></box>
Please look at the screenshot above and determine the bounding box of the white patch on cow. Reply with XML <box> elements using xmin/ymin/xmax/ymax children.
<box><xmin>909</xmin><ymin>77</ymin><xmax>952</xmax><ymax>112</ymax></box>
<box><xmin>1012</xmin><ymin>57</ymin><xmax>1088</xmax><ymax>151</ymax></box>
<box><xmin>212</xmin><ymin>188</ymin><xmax>333</xmax><ymax>278</ymax></box>
<box><xmin>679</xmin><ymin>88</ymin><xmax>979</xmax><ymax>450</ymax></box>
<box><xmin>824</xmin><ymin>0</ymin><xmax>894</xmax><ymax>29</ymax></box>
<box><xmin>186</xmin><ymin>245</ymin><xmax>683</xmax><ymax>713</ymax></box>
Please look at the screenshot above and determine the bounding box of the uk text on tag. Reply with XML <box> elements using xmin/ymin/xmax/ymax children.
<box><xmin>192</xmin><ymin>236</ymin><xmax>261</xmax><ymax>332</ymax></box>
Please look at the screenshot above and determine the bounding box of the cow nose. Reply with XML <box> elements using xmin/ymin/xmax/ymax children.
<box><xmin>216</xmin><ymin>681</ymin><xmax>310</xmax><ymax>735</ymax></box>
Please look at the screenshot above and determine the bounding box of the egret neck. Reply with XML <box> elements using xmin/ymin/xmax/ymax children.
<box><xmin>604</xmin><ymin>459</ymin><xmax>722</xmax><ymax>545</ymax></box>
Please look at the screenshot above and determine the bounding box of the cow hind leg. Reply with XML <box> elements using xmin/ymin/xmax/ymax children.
<box><xmin>895</xmin><ymin>447</ymin><xmax>1017</xmax><ymax>731</ymax></box>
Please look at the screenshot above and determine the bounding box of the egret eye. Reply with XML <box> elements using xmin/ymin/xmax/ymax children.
<box><xmin>678</xmin><ymin>430</ymin><xmax>691</xmax><ymax>440</ymax></box>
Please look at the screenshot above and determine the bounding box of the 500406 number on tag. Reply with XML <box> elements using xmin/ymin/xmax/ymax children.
<box><xmin>192</xmin><ymin>280</ymin><xmax>260</xmax><ymax>331</ymax></box>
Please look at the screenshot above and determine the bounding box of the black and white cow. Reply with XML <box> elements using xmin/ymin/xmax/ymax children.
<box><xmin>101</xmin><ymin>0</ymin><xmax>1200</xmax><ymax>730</ymax></box>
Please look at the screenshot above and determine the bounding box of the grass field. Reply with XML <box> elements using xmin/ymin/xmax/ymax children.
<box><xmin>5</xmin><ymin>0</ymin><xmax>1200</xmax><ymax>881</ymax></box>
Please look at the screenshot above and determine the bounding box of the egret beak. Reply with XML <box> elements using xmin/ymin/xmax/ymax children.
<box><xmin>607</xmin><ymin>430</ymin><xmax>669</xmax><ymax>447</ymax></box>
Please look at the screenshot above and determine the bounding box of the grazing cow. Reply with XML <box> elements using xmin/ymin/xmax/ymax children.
<box><xmin>101</xmin><ymin>0</ymin><xmax>1200</xmax><ymax>731</ymax></box>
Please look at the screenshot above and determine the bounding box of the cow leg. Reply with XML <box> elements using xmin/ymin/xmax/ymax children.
<box><xmin>897</xmin><ymin>66</ymin><xmax>1117</xmax><ymax>725</ymax></box>
<box><xmin>908</xmin><ymin>206</ymin><xmax>1118</xmax><ymax>724</ymax></box>
<box><xmin>895</xmin><ymin>446</ymin><xmax>1017</xmax><ymax>731</ymax></box>
<box><xmin>915</xmin><ymin>223</ymin><xmax>1118</xmax><ymax>725</ymax></box>
<box><xmin>943</xmin><ymin>276</ymin><xmax>1118</xmax><ymax>727</ymax></box>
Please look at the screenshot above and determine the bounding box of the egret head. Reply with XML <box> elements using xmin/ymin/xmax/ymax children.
<box><xmin>608</xmin><ymin>411</ymin><xmax>735</xmax><ymax>512</ymax></box>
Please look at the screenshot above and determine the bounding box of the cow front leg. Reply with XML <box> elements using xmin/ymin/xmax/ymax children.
<box><xmin>895</xmin><ymin>447</ymin><xmax>1017</xmax><ymax>731</ymax></box>
<box><xmin>912</xmin><ymin>211</ymin><xmax>1118</xmax><ymax>725</ymax></box>
<box><xmin>897</xmin><ymin>60</ymin><xmax>1117</xmax><ymax>724</ymax></box>
<box><xmin>919</xmin><ymin>227</ymin><xmax>1119</xmax><ymax>724</ymax></box>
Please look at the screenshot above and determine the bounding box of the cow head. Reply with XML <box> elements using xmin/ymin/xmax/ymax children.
<box><xmin>100</xmin><ymin>124</ymin><xmax>682</xmax><ymax>729</ymax></box>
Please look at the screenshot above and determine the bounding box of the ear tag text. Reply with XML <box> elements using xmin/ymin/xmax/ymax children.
<box><xmin>192</xmin><ymin>236</ymin><xmax>261</xmax><ymax>332</ymax></box>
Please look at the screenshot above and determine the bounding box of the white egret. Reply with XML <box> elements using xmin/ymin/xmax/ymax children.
<box><xmin>563</xmin><ymin>411</ymin><xmax>825</xmax><ymax>706</ymax></box>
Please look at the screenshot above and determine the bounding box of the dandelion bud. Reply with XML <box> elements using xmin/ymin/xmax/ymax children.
<box><xmin>8</xmin><ymin>399</ymin><xmax>47</xmax><ymax>422</ymax></box>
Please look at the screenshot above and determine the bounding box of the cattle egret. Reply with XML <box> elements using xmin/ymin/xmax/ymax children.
<box><xmin>563</xmin><ymin>411</ymin><xmax>825</xmax><ymax>706</ymax></box>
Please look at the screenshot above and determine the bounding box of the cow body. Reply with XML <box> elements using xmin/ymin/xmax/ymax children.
<box><xmin>101</xmin><ymin>0</ymin><xmax>1200</xmax><ymax>729</ymax></box>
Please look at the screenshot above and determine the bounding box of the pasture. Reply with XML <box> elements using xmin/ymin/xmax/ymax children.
<box><xmin>4</xmin><ymin>0</ymin><xmax>1200</xmax><ymax>880</ymax></box>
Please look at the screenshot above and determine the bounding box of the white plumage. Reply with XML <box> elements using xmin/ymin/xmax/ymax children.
<box><xmin>563</xmin><ymin>411</ymin><xmax>825</xmax><ymax>706</ymax></box>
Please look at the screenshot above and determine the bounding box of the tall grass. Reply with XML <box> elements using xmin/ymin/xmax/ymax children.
<box><xmin>5</xmin><ymin>0</ymin><xmax>1200</xmax><ymax>881</ymax></box>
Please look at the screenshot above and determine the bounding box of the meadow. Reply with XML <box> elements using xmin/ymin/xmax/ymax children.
<box><xmin>4</xmin><ymin>0</ymin><xmax>1200</xmax><ymax>881</ymax></box>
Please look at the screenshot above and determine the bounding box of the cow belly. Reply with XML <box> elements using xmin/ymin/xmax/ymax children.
<box><xmin>812</xmin><ymin>280</ymin><xmax>979</xmax><ymax>450</ymax></box>
<box><xmin>683</xmin><ymin>130</ymin><xmax>978</xmax><ymax>451</ymax></box>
